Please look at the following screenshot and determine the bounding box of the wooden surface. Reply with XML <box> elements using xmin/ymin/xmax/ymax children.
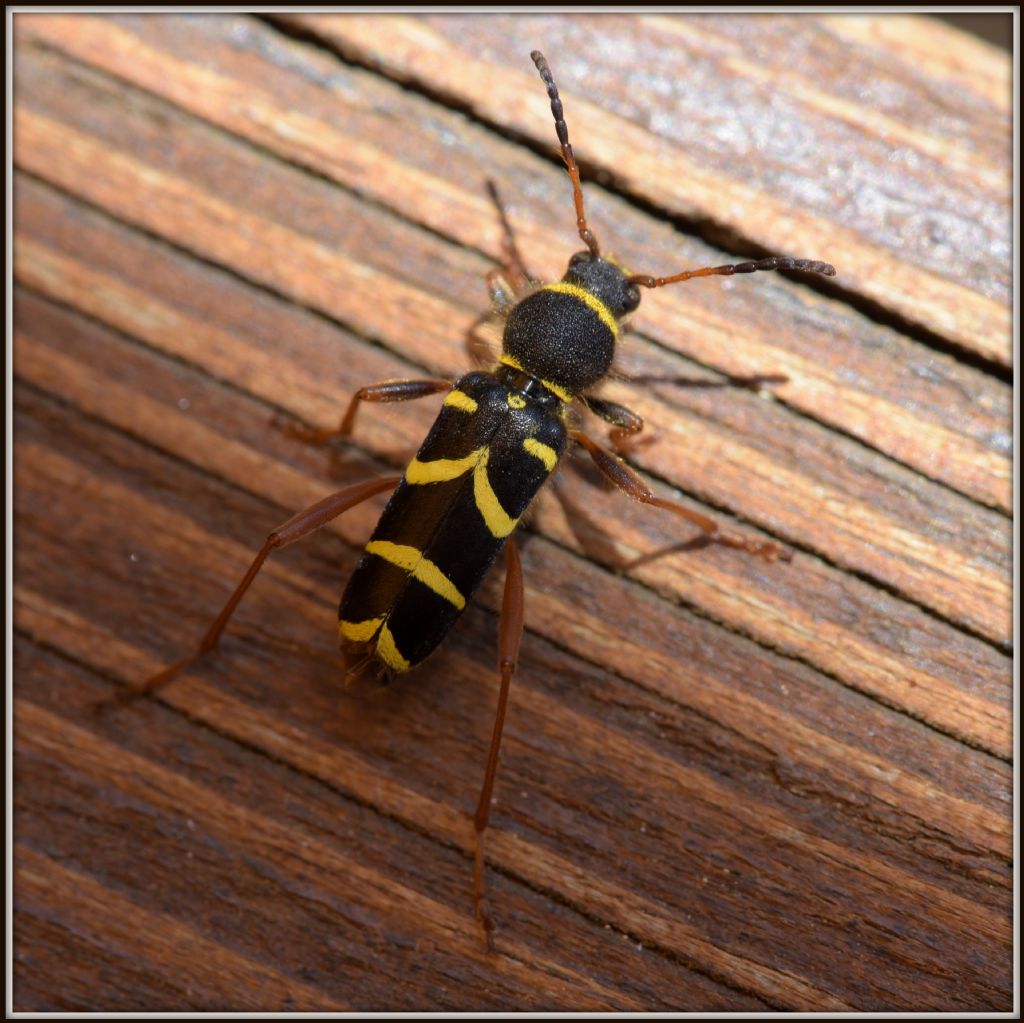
<box><xmin>12</xmin><ymin>13</ymin><xmax>1012</xmax><ymax>1013</ymax></box>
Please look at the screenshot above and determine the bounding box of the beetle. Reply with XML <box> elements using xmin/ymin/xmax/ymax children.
<box><xmin>121</xmin><ymin>50</ymin><xmax>835</xmax><ymax>949</ymax></box>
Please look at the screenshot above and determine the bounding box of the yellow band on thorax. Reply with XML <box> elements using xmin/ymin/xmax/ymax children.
<box><xmin>498</xmin><ymin>355</ymin><xmax>574</xmax><ymax>405</ymax></box>
<box><xmin>541</xmin><ymin>281</ymin><xmax>620</xmax><ymax>341</ymax></box>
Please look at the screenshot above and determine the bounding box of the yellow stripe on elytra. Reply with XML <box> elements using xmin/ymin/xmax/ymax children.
<box><xmin>473</xmin><ymin>449</ymin><xmax>518</xmax><ymax>538</ymax></box>
<box><xmin>443</xmin><ymin>389</ymin><xmax>478</xmax><ymax>414</ymax></box>
<box><xmin>405</xmin><ymin>449</ymin><xmax>481</xmax><ymax>485</ymax></box>
<box><xmin>541</xmin><ymin>282</ymin><xmax>620</xmax><ymax>341</ymax></box>
<box><xmin>404</xmin><ymin>445</ymin><xmax>520</xmax><ymax>540</ymax></box>
<box><xmin>365</xmin><ymin>540</ymin><xmax>466</xmax><ymax>610</ymax></box>
<box><xmin>376</xmin><ymin>623</ymin><xmax>411</xmax><ymax>672</ymax></box>
<box><xmin>339</xmin><ymin>616</ymin><xmax>384</xmax><ymax>643</ymax></box>
<box><xmin>338</xmin><ymin>616</ymin><xmax>409</xmax><ymax>673</ymax></box>
<box><xmin>499</xmin><ymin>354</ymin><xmax>573</xmax><ymax>405</ymax></box>
<box><xmin>523</xmin><ymin>438</ymin><xmax>558</xmax><ymax>472</ymax></box>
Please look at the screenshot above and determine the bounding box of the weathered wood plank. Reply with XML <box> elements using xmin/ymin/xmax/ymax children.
<box><xmin>14</xmin><ymin>283</ymin><xmax>1011</xmax><ymax>849</ymax></box>
<box><xmin>13</xmin><ymin>195</ymin><xmax>1012</xmax><ymax>756</ymax></box>
<box><xmin>12</xmin><ymin>44</ymin><xmax>1011</xmax><ymax>645</ymax></box>
<box><xmin>17</xmin><ymin>653</ymin><xmax>740</xmax><ymax>1012</ymax></box>
<box><xmin>274</xmin><ymin>12</ymin><xmax>1012</xmax><ymax>364</ymax></box>
<box><xmin>16</xmin><ymin>13</ymin><xmax>1011</xmax><ymax>515</ymax></box>
<box><xmin>13</xmin><ymin>11</ymin><xmax>1012</xmax><ymax>1013</ymax></box>
<box><xmin>15</xmin><ymin>844</ymin><xmax>336</xmax><ymax>1012</ymax></box>
<box><xmin>12</xmin><ymin>380</ymin><xmax>1012</xmax><ymax>1009</ymax></box>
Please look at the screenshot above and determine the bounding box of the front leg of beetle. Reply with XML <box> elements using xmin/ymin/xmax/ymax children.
<box><xmin>276</xmin><ymin>379</ymin><xmax>452</xmax><ymax>445</ymax></box>
<box><xmin>583</xmin><ymin>395</ymin><xmax>657</xmax><ymax>454</ymax></box>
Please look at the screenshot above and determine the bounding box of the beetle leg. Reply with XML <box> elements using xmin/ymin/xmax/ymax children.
<box><xmin>103</xmin><ymin>475</ymin><xmax>402</xmax><ymax>710</ymax></box>
<box><xmin>582</xmin><ymin>395</ymin><xmax>661</xmax><ymax>454</ymax></box>
<box><xmin>276</xmin><ymin>379</ymin><xmax>451</xmax><ymax>445</ymax></box>
<box><xmin>471</xmin><ymin>537</ymin><xmax>524</xmax><ymax>952</ymax></box>
<box><xmin>572</xmin><ymin>430</ymin><xmax>791</xmax><ymax>562</ymax></box>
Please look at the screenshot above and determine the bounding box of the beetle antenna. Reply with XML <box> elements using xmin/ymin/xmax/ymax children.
<box><xmin>628</xmin><ymin>256</ymin><xmax>836</xmax><ymax>289</ymax></box>
<box><xmin>531</xmin><ymin>50</ymin><xmax>601</xmax><ymax>258</ymax></box>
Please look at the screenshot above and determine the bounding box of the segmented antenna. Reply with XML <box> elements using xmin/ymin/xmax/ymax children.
<box><xmin>531</xmin><ymin>50</ymin><xmax>600</xmax><ymax>258</ymax></box>
<box><xmin>530</xmin><ymin>51</ymin><xmax>836</xmax><ymax>288</ymax></box>
<box><xmin>628</xmin><ymin>256</ymin><xmax>836</xmax><ymax>289</ymax></box>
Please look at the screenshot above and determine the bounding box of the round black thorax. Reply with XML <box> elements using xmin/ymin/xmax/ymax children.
<box><xmin>501</xmin><ymin>253</ymin><xmax>640</xmax><ymax>397</ymax></box>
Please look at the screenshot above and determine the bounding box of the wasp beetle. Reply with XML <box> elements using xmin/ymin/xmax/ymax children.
<box><xmin>123</xmin><ymin>50</ymin><xmax>835</xmax><ymax>949</ymax></box>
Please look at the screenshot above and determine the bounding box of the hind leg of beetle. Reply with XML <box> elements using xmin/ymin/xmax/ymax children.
<box><xmin>471</xmin><ymin>538</ymin><xmax>524</xmax><ymax>952</ymax></box>
<box><xmin>104</xmin><ymin>475</ymin><xmax>402</xmax><ymax>710</ymax></box>
<box><xmin>572</xmin><ymin>430</ymin><xmax>791</xmax><ymax>562</ymax></box>
<box><xmin>277</xmin><ymin>379</ymin><xmax>451</xmax><ymax>445</ymax></box>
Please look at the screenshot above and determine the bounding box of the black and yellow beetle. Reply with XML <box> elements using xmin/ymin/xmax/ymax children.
<box><xmin>124</xmin><ymin>50</ymin><xmax>835</xmax><ymax>948</ymax></box>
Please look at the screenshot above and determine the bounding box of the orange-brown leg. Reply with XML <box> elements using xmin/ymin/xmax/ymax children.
<box><xmin>472</xmin><ymin>538</ymin><xmax>525</xmax><ymax>952</ymax></box>
<box><xmin>106</xmin><ymin>475</ymin><xmax>402</xmax><ymax>709</ymax></box>
<box><xmin>572</xmin><ymin>430</ymin><xmax>791</xmax><ymax>562</ymax></box>
<box><xmin>277</xmin><ymin>379</ymin><xmax>450</xmax><ymax>445</ymax></box>
<box><xmin>582</xmin><ymin>395</ymin><xmax>659</xmax><ymax>454</ymax></box>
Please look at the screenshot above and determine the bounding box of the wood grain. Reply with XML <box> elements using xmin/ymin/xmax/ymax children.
<box><xmin>13</xmin><ymin>12</ymin><xmax>1011</xmax><ymax>1012</ymax></box>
